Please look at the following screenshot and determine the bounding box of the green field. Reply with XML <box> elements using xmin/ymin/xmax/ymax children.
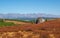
<box><xmin>0</xmin><ymin>19</ymin><xmax>35</xmax><ymax>27</ymax></box>
<box><xmin>0</xmin><ymin>22</ymin><xmax>15</xmax><ymax>27</ymax></box>
<box><xmin>0</xmin><ymin>19</ymin><xmax>15</xmax><ymax>27</ymax></box>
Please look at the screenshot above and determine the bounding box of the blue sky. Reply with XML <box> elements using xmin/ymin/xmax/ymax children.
<box><xmin>0</xmin><ymin>0</ymin><xmax>60</xmax><ymax>15</ymax></box>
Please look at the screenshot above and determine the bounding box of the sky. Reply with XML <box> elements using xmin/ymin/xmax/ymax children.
<box><xmin>0</xmin><ymin>0</ymin><xmax>60</xmax><ymax>15</ymax></box>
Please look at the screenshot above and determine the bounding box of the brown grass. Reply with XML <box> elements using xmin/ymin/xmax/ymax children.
<box><xmin>0</xmin><ymin>19</ymin><xmax>60</xmax><ymax>38</ymax></box>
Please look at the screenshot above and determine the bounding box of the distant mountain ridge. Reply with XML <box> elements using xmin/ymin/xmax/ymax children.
<box><xmin>0</xmin><ymin>13</ymin><xmax>60</xmax><ymax>20</ymax></box>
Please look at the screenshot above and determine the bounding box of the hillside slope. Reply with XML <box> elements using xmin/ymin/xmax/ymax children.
<box><xmin>0</xmin><ymin>19</ymin><xmax>60</xmax><ymax>32</ymax></box>
<box><xmin>0</xmin><ymin>19</ymin><xmax>60</xmax><ymax>38</ymax></box>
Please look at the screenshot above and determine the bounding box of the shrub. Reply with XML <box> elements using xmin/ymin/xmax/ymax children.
<box><xmin>0</xmin><ymin>19</ymin><xmax>4</xmax><ymax>22</ymax></box>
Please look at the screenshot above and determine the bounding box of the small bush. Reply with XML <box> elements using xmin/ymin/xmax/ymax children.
<box><xmin>0</xmin><ymin>19</ymin><xmax>4</xmax><ymax>22</ymax></box>
<box><xmin>45</xmin><ymin>19</ymin><xmax>48</xmax><ymax>21</ymax></box>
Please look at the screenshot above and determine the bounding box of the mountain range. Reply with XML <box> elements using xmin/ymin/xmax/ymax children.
<box><xmin>0</xmin><ymin>13</ymin><xmax>60</xmax><ymax>20</ymax></box>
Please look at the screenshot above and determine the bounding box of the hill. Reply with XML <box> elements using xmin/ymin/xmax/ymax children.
<box><xmin>0</xmin><ymin>19</ymin><xmax>60</xmax><ymax>38</ymax></box>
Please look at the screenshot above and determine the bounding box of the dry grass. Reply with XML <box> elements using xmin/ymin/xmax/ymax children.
<box><xmin>0</xmin><ymin>19</ymin><xmax>60</xmax><ymax>38</ymax></box>
<box><xmin>5</xmin><ymin>20</ymin><xmax>32</xmax><ymax>25</ymax></box>
<box><xmin>0</xmin><ymin>30</ymin><xmax>60</xmax><ymax>38</ymax></box>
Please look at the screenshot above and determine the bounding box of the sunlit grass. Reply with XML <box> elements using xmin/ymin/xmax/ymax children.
<box><xmin>0</xmin><ymin>22</ymin><xmax>15</xmax><ymax>27</ymax></box>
